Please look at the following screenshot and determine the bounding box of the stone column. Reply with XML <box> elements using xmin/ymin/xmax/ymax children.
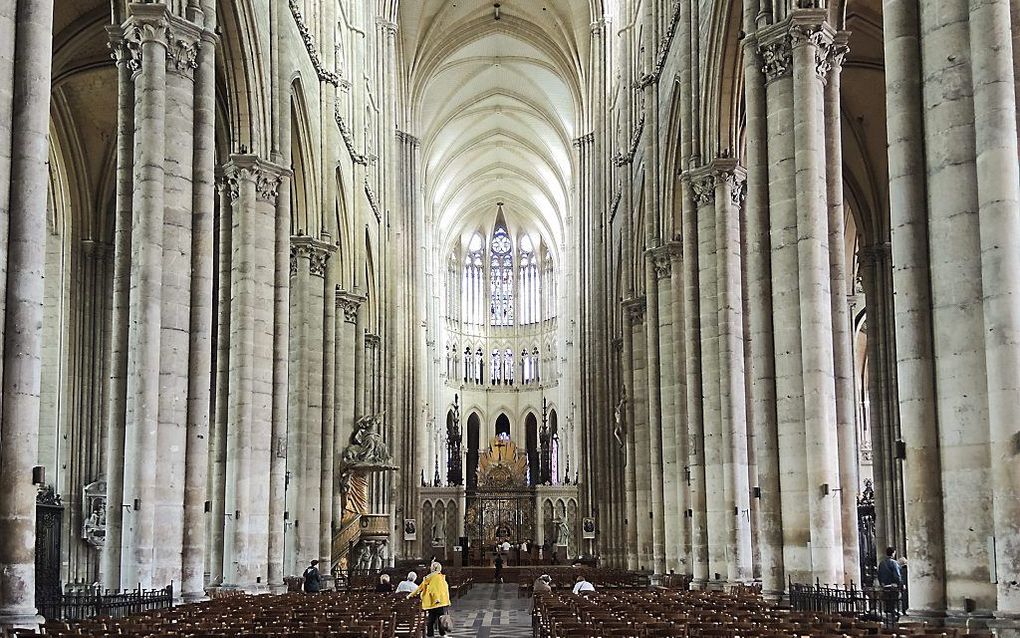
<box><xmin>758</xmin><ymin>21</ymin><xmax>810</xmax><ymax>584</ymax></box>
<box><xmin>650</xmin><ymin>246</ymin><xmax>680</xmax><ymax>572</ymax></box>
<box><xmin>789</xmin><ymin>14</ymin><xmax>841</xmax><ymax>584</ymax></box>
<box><xmin>120</xmin><ymin>5</ymin><xmax>170</xmax><ymax>589</ymax></box>
<box><xmin>181</xmin><ymin>22</ymin><xmax>217</xmax><ymax>601</ymax></box>
<box><xmin>882</xmin><ymin>0</ymin><xmax>946</xmax><ymax>615</ymax></box>
<box><xmin>713</xmin><ymin>162</ymin><xmax>753</xmax><ymax>584</ymax></box>
<box><xmin>823</xmin><ymin>33</ymin><xmax>860</xmax><ymax>584</ymax></box>
<box><xmin>207</xmin><ymin>178</ymin><xmax>231</xmax><ymax>587</ymax></box>
<box><xmin>691</xmin><ymin>170</ymin><xmax>726</xmax><ymax>586</ymax></box>
<box><xmin>0</xmin><ymin>0</ymin><xmax>54</xmax><ymax>628</ymax></box>
<box><xmin>334</xmin><ymin>290</ymin><xmax>364</xmax><ymax>530</ymax></box>
<box><xmin>621</xmin><ymin>298</ymin><xmax>640</xmax><ymax>570</ymax></box>
<box><xmin>153</xmin><ymin>12</ymin><xmax>200</xmax><ymax>592</ymax></box>
<box><xmin>969</xmin><ymin>0</ymin><xmax>1020</xmax><ymax>616</ymax></box>
<box><xmin>643</xmin><ymin>251</ymin><xmax>667</xmax><ymax>574</ymax></box>
<box><xmin>919</xmin><ymin>0</ymin><xmax>995</xmax><ymax>610</ymax></box>
<box><xmin>222</xmin><ymin>156</ymin><xmax>285</xmax><ymax>590</ymax></box>
<box><xmin>666</xmin><ymin>243</ymin><xmax>691</xmax><ymax>571</ymax></box>
<box><xmin>680</xmin><ymin>174</ymin><xmax>709</xmax><ymax>587</ymax></box>
<box><xmin>742</xmin><ymin>28</ymin><xmax>785</xmax><ymax>597</ymax></box>
<box><xmin>101</xmin><ymin>25</ymin><xmax>135</xmax><ymax>591</ymax></box>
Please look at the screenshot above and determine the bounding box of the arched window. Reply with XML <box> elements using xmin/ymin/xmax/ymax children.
<box><xmin>475</xmin><ymin>347</ymin><xmax>484</xmax><ymax>383</ymax></box>
<box><xmin>495</xmin><ymin>413</ymin><xmax>511</xmax><ymax>438</ymax></box>
<box><xmin>519</xmin><ymin>234</ymin><xmax>538</xmax><ymax>325</ymax></box>
<box><xmin>490</xmin><ymin>225</ymin><xmax>513</xmax><ymax>326</ymax></box>
<box><xmin>491</xmin><ymin>349</ymin><xmax>501</xmax><ymax>385</ymax></box>
<box><xmin>463</xmin><ymin>346</ymin><xmax>471</xmax><ymax>382</ymax></box>
<box><xmin>504</xmin><ymin>348</ymin><xmax>514</xmax><ymax>385</ymax></box>
<box><xmin>462</xmin><ymin>233</ymin><xmax>484</xmax><ymax>326</ymax></box>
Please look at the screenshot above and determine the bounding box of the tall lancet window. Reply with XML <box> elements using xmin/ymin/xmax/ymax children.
<box><xmin>519</xmin><ymin>234</ymin><xmax>539</xmax><ymax>325</ymax></box>
<box><xmin>462</xmin><ymin>233</ymin><xmax>484</xmax><ymax>326</ymax></box>
<box><xmin>490</xmin><ymin>224</ymin><xmax>514</xmax><ymax>326</ymax></box>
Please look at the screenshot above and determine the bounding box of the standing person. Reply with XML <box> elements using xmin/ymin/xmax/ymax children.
<box><xmin>303</xmin><ymin>560</ymin><xmax>322</xmax><ymax>593</ymax></box>
<box><xmin>396</xmin><ymin>571</ymin><xmax>418</xmax><ymax>593</ymax></box>
<box><xmin>408</xmin><ymin>561</ymin><xmax>452</xmax><ymax>637</ymax></box>
<box><xmin>877</xmin><ymin>547</ymin><xmax>903</xmax><ymax>620</ymax></box>
<box><xmin>494</xmin><ymin>551</ymin><xmax>504</xmax><ymax>583</ymax></box>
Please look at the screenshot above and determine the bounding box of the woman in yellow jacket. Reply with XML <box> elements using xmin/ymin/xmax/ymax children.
<box><xmin>407</xmin><ymin>561</ymin><xmax>451</xmax><ymax>636</ymax></box>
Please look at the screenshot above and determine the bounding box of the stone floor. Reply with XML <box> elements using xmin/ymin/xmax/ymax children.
<box><xmin>442</xmin><ymin>583</ymin><xmax>533</xmax><ymax>637</ymax></box>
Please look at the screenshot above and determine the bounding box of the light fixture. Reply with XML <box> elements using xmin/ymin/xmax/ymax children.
<box><xmin>494</xmin><ymin>3</ymin><xmax>501</xmax><ymax>20</ymax></box>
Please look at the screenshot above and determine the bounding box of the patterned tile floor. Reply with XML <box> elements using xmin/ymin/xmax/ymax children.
<box><xmin>442</xmin><ymin>583</ymin><xmax>533</xmax><ymax>637</ymax></box>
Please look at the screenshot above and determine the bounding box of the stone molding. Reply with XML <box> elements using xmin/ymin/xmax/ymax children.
<box><xmin>365</xmin><ymin>178</ymin><xmax>381</xmax><ymax>221</ymax></box>
<box><xmin>635</xmin><ymin>0</ymin><xmax>683</xmax><ymax>89</ymax></box>
<box><xmin>223</xmin><ymin>155</ymin><xmax>290</xmax><ymax>205</ymax></box>
<box><xmin>613</xmin><ymin>116</ymin><xmax>645</xmax><ymax>166</ymax></box>
<box><xmin>365</xmin><ymin>333</ymin><xmax>381</xmax><ymax>348</ymax></box>
<box><xmin>573</xmin><ymin>132</ymin><xmax>595</xmax><ymax>148</ymax></box>
<box><xmin>290</xmin><ymin>236</ymin><xmax>336</xmax><ymax>279</ymax></box>
<box><xmin>396</xmin><ymin>130</ymin><xmax>421</xmax><ymax>147</ymax></box>
<box><xmin>336</xmin><ymin>287</ymin><xmax>367</xmax><ymax>324</ymax></box>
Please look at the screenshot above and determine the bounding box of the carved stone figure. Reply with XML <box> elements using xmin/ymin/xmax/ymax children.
<box><xmin>555</xmin><ymin>518</ymin><xmax>570</xmax><ymax>546</ymax></box>
<box><xmin>613</xmin><ymin>385</ymin><xmax>628</xmax><ymax>452</ymax></box>
<box><xmin>341</xmin><ymin>411</ymin><xmax>392</xmax><ymax>466</ymax></box>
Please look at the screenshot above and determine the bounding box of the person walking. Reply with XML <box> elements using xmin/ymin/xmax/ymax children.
<box><xmin>408</xmin><ymin>561</ymin><xmax>452</xmax><ymax>637</ymax></box>
<box><xmin>494</xmin><ymin>551</ymin><xmax>504</xmax><ymax>583</ymax></box>
<box><xmin>302</xmin><ymin>560</ymin><xmax>321</xmax><ymax>593</ymax></box>
<box><xmin>396</xmin><ymin>571</ymin><xmax>418</xmax><ymax>593</ymax></box>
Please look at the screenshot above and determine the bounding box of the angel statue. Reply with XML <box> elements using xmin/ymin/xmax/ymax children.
<box><xmin>342</xmin><ymin>411</ymin><xmax>392</xmax><ymax>466</ymax></box>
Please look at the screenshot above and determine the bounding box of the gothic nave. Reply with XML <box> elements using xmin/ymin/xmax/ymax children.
<box><xmin>0</xmin><ymin>0</ymin><xmax>1018</xmax><ymax>634</ymax></box>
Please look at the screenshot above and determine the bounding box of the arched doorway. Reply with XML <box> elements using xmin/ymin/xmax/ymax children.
<box><xmin>525</xmin><ymin>413</ymin><xmax>539</xmax><ymax>486</ymax></box>
<box><xmin>467</xmin><ymin>413</ymin><xmax>480</xmax><ymax>489</ymax></box>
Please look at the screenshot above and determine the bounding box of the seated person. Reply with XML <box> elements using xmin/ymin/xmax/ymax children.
<box><xmin>533</xmin><ymin>574</ymin><xmax>552</xmax><ymax>594</ymax></box>
<box><xmin>375</xmin><ymin>573</ymin><xmax>394</xmax><ymax>593</ymax></box>
<box><xmin>572</xmin><ymin>575</ymin><xmax>595</xmax><ymax>595</ymax></box>
<box><xmin>396</xmin><ymin>571</ymin><xmax>418</xmax><ymax>593</ymax></box>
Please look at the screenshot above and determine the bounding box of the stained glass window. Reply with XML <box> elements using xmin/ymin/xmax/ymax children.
<box><xmin>490</xmin><ymin>225</ymin><xmax>514</xmax><ymax>326</ymax></box>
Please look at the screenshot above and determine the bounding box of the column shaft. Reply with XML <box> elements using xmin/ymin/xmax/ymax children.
<box><xmin>881</xmin><ymin>0</ymin><xmax>946</xmax><ymax>613</ymax></box>
<box><xmin>0</xmin><ymin>0</ymin><xmax>54</xmax><ymax>626</ymax></box>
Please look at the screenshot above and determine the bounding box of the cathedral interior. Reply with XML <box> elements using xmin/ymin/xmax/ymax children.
<box><xmin>0</xmin><ymin>0</ymin><xmax>1019</xmax><ymax>634</ymax></box>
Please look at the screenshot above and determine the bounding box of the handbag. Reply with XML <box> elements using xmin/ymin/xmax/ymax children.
<box><xmin>439</xmin><ymin>610</ymin><xmax>454</xmax><ymax>632</ymax></box>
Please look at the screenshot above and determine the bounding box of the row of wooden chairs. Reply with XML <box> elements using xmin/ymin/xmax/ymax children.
<box><xmin>33</xmin><ymin>592</ymin><xmax>425</xmax><ymax>638</ymax></box>
<box><xmin>531</xmin><ymin>588</ymin><xmax>997</xmax><ymax>638</ymax></box>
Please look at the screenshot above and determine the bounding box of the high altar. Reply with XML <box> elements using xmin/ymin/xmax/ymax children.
<box><xmin>418</xmin><ymin>435</ymin><xmax>580</xmax><ymax>566</ymax></box>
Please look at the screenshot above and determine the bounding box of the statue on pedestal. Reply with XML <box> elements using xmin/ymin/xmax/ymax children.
<box><xmin>342</xmin><ymin>411</ymin><xmax>392</xmax><ymax>467</ymax></box>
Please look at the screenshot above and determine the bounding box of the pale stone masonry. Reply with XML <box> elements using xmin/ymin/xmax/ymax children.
<box><xmin>1</xmin><ymin>1</ymin><xmax>1018</xmax><ymax>635</ymax></box>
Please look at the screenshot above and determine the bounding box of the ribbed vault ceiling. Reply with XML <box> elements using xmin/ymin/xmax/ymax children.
<box><xmin>400</xmin><ymin>1</ymin><xmax>596</xmax><ymax>254</ymax></box>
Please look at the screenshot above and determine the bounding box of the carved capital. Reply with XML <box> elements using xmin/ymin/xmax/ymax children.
<box><xmin>689</xmin><ymin>174</ymin><xmax>716</xmax><ymax>206</ymax></box>
<box><xmin>622</xmin><ymin>297</ymin><xmax>647</xmax><ymax>324</ymax></box>
<box><xmin>223</xmin><ymin>155</ymin><xmax>289</xmax><ymax>206</ymax></box>
<box><xmin>290</xmin><ymin>236</ymin><xmax>336</xmax><ymax>279</ymax></box>
<box><xmin>711</xmin><ymin>159</ymin><xmax>747</xmax><ymax>207</ymax></box>
<box><xmin>647</xmin><ymin>247</ymin><xmax>673</xmax><ymax>280</ymax></box>
<box><xmin>336</xmin><ymin>287</ymin><xmax>367</xmax><ymax>324</ymax></box>
<box><xmin>758</xmin><ymin>36</ymin><xmax>792</xmax><ymax>83</ymax></box>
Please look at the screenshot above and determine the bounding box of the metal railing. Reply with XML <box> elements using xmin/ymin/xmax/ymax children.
<box><xmin>789</xmin><ymin>579</ymin><xmax>905</xmax><ymax>628</ymax></box>
<box><xmin>37</xmin><ymin>583</ymin><xmax>174</xmax><ymax>621</ymax></box>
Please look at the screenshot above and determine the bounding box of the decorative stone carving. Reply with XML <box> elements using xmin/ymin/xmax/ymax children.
<box><xmin>341</xmin><ymin>412</ymin><xmax>394</xmax><ymax>467</ymax></box>
<box><xmin>290</xmin><ymin>237</ymin><xmax>335</xmax><ymax>279</ymax></box>
<box><xmin>690</xmin><ymin>174</ymin><xmax>716</xmax><ymax>206</ymax></box>
<box><xmin>759</xmin><ymin>37</ymin><xmax>792</xmax><ymax>83</ymax></box>
<box><xmin>223</xmin><ymin>156</ymin><xmax>290</xmax><ymax>206</ymax></box>
<box><xmin>288</xmin><ymin>0</ymin><xmax>341</xmax><ymax>86</ymax></box>
<box><xmin>336</xmin><ymin>288</ymin><xmax>366</xmax><ymax>324</ymax></box>
<box><xmin>648</xmin><ymin>247</ymin><xmax>673</xmax><ymax>280</ymax></box>
<box><xmin>364</xmin><ymin>178</ymin><xmax>381</xmax><ymax>221</ymax></box>
<box><xmin>82</xmin><ymin>479</ymin><xmax>107</xmax><ymax>549</ymax></box>
<box><xmin>623</xmin><ymin>297</ymin><xmax>647</xmax><ymax>324</ymax></box>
